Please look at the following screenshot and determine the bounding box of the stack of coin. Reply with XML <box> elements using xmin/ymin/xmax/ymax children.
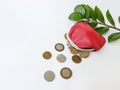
<box><xmin>64</xmin><ymin>33</ymin><xmax>91</xmax><ymax>65</ymax></box>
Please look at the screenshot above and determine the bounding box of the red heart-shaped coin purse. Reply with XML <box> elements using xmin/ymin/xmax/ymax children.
<box><xmin>67</xmin><ymin>22</ymin><xmax>106</xmax><ymax>51</ymax></box>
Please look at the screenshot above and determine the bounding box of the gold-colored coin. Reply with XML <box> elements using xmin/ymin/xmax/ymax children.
<box><xmin>79</xmin><ymin>51</ymin><xmax>90</xmax><ymax>58</ymax></box>
<box><xmin>42</xmin><ymin>51</ymin><xmax>52</xmax><ymax>59</ymax></box>
<box><xmin>60</xmin><ymin>67</ymin><xmax>72</xmax><ymax>79</ymax></box>
<box><xmin>72</xmin><ymin>55</ymin><xmax>82</xmax><ymax>64</ymax></box>
<box><xmin>64</xmin><ymin>33</ymin><xmax>67</xmax><ymax>40</ymax></box>
<box><xmin>70</xmin><ymin>47</ymin><xmax>79</xmax><ymax>54</ymax></box>
<box><xmin>55</xmin><ymin>43</ymin><xmax>64</xmax><ymax>52</ymax></box>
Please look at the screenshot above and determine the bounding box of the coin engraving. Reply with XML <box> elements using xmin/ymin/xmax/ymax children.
<box><xmin>70</xmin><ymin>47</ymin><xmax>79</xmax><ymax>54</ymax></box>
<box><xmin>55</xmin><ymin>43</ymin><xmax>64</xmax><ymax>52</ymax></box>
<box><xmin>44</xmin><ymin>71</ymin><xmax>55</xmax><ymax>82</ymax></box>
<box><xmin>60</xmin><ymin>67</ymin><xmax>72</xmax><ymax>79</ymax></box>
<box><xmin>56</xmin><ymin>54</ymin><xmax>66</xmax><ymax>63</ymax></box>
<box><xmin>79</xmin><ymin>51</ymin><xmax>90</xmax><ymax>58</ymax></box>
<box><xmin>42</xmin><ymin>51</ymin><xmax>52</xmax><ymax>59</ymax></box>
<box><xmin>72</xmin><ymin>55</ymin><xmax>82</xmax><ymax>64</ymax></box>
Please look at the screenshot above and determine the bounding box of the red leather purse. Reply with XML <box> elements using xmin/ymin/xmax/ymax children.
<box><xmin>67</xmin><ymin>22</ymin><xmax>106</xmax><ymax>51</ymax></box>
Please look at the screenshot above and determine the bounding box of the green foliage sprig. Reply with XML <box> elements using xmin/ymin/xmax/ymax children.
<box><xmin>68</xmin><ymin>4</ymin><xmax>120</xmax><ymax>42</ymax></box>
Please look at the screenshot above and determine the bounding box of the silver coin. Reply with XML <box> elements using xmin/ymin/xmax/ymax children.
<box><xmin>56</xmin><ymin>54</ymin><xmax>66</xmax><ymax>63</ymax></box>
<box><xmin>44</xmin><ymin>71</ymin><xmax>55</xmax><ymax>82</ymax></box>
<box><xmin>66</xmin><ymin>41</ymin><xmax>71</xmax><ymax>49</ymax></box>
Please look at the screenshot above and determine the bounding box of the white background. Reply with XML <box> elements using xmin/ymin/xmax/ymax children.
<box><xmin>0</xmin><ymin>0</ymin><xmax>120</xmax><ymax>90</ymax></box>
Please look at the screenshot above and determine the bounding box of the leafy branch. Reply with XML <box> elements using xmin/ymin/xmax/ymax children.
<box><xmin>89</xmin><ymin>19</ymin><xmax>120</xmax><ymax>31</ymax></box>
<box><xmin>68</xmin><ymin>4</ymin><xmax>120</xmax><ymax>42</ymax></box>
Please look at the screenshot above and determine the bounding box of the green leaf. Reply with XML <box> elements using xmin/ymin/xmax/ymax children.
<box><xmin>89</xmin><ymin>22</ymin><xmax>97</xmax><ymax>28</ymax></box>
<box><xmin>106</xmin><ymin>10</ymin><xmax>115</xmax><ymax>26</ymax></box>
<box><xmin>81</xmin><ymin>4</ymin><xmax>90</xmax><ymax>19</ymax></box>
<box><xmin>74</xmin><ymin>5</ymin><xmax>85</xmax><ymax>17</ymax></box>
<box><xmin>88</xmin><ymin>5</ymin><xmax>96</xmax><ymax>20</ymax></box>
<box><xmin>68</xmin><ymin>12</ymin><xmax>82</xmax><ymax>21</ymax></box>
<box><xmin>108</xmin><ymin>32</ymin><xmax>120</xmax><ymax>42</ymax></box>
<box><xmin>95</xmin><ymin>6</ymin><xmax>105</xmax><ymax>23</ymax></box>
<box><xmin>95</xmin><ymin>27</ymin><xmax>109</xmax><ymax>34</ymax></box>
<box><xmin>118</xmin><ymin>16</ymin><xmax>120</xmax><ymax>23</ymax></box>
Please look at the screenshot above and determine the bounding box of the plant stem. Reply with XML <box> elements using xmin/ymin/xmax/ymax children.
<box><xmin>89</xmin><ymin>19</ymin><xmax>120</xmax><ymax>31</ymax></box>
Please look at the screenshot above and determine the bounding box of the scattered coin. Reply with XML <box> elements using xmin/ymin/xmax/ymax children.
<box><xmin>64</xmin><ymin>33</ymin><xmax>67</xmax><ymax>40</ymax></box>
<box><xmin>56</xmin><ymin>54</ymin><xmax>66</xmax><ymax>63</ymax></box>
<box><xmin>79</xmin><ymin>51</ymin><xmax>90</xmax><ymax>58</ymax></box>
<box><xmin>55</xmin><ymin>43</ymin><xmax>64</xmax><ymax>52</ymax></box>
<box><xmin>42</xmin><ymin>51</ymin><xmax>52</xmax><ymax>59</ymax></box>
<box><xmin>60</xmin><ymin>67</ymin><xmax>72</xmax><ymax>79</ymax></box>
<box><xmin>66</xmin><ymin>41</ymin><xmax>71</xmax><ymax>49</ymax></box>
<box><xmin>44</xmin><ymin>70</ymin><xmax>55</xmax><ymax>82</ymax></box>
<box><xmin>70</xmin><ymin>47</ymin><xmax>79</xmax><ymax>54</ymax></box>
<box><xmin>72</xmin><ymin>55</ymin><xmax>82</xmax><ymax>64</ymax></box>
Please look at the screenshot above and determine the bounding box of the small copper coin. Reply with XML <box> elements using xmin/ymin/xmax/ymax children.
<box><xmin>44</xmin><ymin>71</ymin><xmax>55</xmax><ymax>82</ymax></box>
<box><xmin>72</xmin><ymin>55</ymin><xmax>82</xmax><ymax>64</ymax></box>
<box><xmin>79</xmin><ymin>51</ymin><xmax>90</xmax><ymax>58</ymax></box>
<box><xmin>60</xmin><ymin>67</ymin><xmax>72</xmax><ymax>79</ymax></box>
<box><xmin>70</xmin><ymin>47</ymin><xmax>79</xmax><ymax>54</ymax></box>
<box><xmin>64</xmin><ymin>33</ymin><xmax>67</xmax><ymax>40</ymax></box>
<box><xmin>55</xmin><ymin>43</ymin><xmax>64</xmax><ymax>52</ymax></box>
<box><xmin>56</xmin><ymin>54</ymin><xmax>66</xmax><ymax>63</ymax></box>
<box><xmin>42</xmin><ymin>51</ymin><xmax>52</xmax><ymax>59</ymax></box>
